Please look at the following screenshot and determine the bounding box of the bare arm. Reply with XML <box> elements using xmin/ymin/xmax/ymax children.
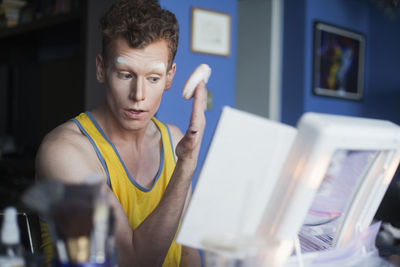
<box><xmin>179</xmin><ymin>175</ymin><xmax>201</xmax><ymax>267</ymax></box>
<box><xmin>180</xmin><ymin>246</ymin><xmax>201</xmax><ymax>267</ymax></box>
<box><xmin>116</xmin><ymin>81</ymin><xmax>206</xmax><ymax>267</ymax></box>
<box><xmin>35</xmin><ymin>124</ymin><xmax>107</xmax><ymax>184</ymax></box>
<box><xmin>36</xmin><ymin>82</ymin><xmax>206</xmax><ymax>267</ymax></box>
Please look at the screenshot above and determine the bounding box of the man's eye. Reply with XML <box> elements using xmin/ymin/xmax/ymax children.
<box><xmin>149</xmin><ymin>76</ymin><xmax>160</xmax><ymax>83</ymax></box>
<box><xmin>117</xmin><ymin>72</ymin><xmax>132</xmax><ymax>80</ymax></box>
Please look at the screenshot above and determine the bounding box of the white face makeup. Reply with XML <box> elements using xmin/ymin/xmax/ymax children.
<box><xmin>115</xmin><ymin>56</ymin><xmax>129</xmax><ymax>65</ymax></box>
<box><xmin>101</xmin><ymin>39</ymin><xmax>174</xmax><ymax>132</ymax></box>
<box><xmin>150</xmin><ymin>62</ymin><xmax>167</xmax><ymax>74</ymax></box>
<box><xmin>114</xmin><ymin>56</ymin><xmax>167</xmax><ymax>74</ymax></box>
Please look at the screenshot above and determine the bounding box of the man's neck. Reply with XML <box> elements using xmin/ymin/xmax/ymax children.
<box><xmin>90</xmin><ymin>104</ymin><xmax>158</xmax><ymax>151</ymax></box>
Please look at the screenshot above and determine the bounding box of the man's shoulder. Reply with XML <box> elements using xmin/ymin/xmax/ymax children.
<box><xmin>166</xmin><ymin>123</ymin><xmax>183</xmax><ymax>149</ymax></box>
<box><xmin>35</xmin><ymin>120</ymin><xmax>101</xmax><ymax>183</ymax></box>
<box><xmin>166</xmin><ymin>124</ymin><xmax>182</xmax><ymax>137</ymax></box>
<box><xmin>40</xmin><ymin>120</ymin><xmax>86</xmax><ymax>151</ymax></box>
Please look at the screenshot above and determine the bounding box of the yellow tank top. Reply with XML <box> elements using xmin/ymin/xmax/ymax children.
<box><xmin>40</xmin><ymin>112</ymin><xmax>181</xmax><ymax>266</ymax></box>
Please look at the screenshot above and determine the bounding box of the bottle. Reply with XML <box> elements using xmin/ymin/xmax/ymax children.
<box><xmin>0</xmin><ymin>207</ymin><xmax>25</xmax><ymax>267</ymax></box>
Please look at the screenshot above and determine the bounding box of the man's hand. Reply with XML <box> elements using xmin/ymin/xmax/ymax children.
<box><xmin>115</xmin><ymin>81</ymin><xmax>207</xmax><ymax>267</ymax></box>
<box><xmin>176</xmin><ymin>81</ymin><xmax>206</xmax><ymax>170</ymax></box>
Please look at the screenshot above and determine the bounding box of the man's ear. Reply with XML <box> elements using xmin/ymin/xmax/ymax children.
<box><xmin>165</xmin><ymin>62</ymin><xmax>176</xmax><ymax>91</ymax></box>
<box><xmin>96</xmin><ymin>54</ymin><xmax>106</xmax><ymax>83</ymax></box>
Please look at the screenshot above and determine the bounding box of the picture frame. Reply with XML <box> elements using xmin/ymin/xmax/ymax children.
<box><xmin>191</xmin><ymin>7</ymin><xmax>231</xmax><ymax>57</ymax></box>
<box><xmin>313</xmin><ymin>22</ymin><xmax>365</xmax><ymax>101</ymax></box>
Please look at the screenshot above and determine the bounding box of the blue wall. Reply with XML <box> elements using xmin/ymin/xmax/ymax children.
<box><xmin>155</xmin><ymin>0</ymin><xmax>400</xmax><ymax>184</ymax></box>
<box><xmin>364</xmin><ymin>6</ymin><xmax>400</xmax><ymax>124</ymax></box>
<box><xmin>282</xmin><ymin>0</ymin><xmax>400</xmax><ymax>126</ymax></box>
<box><xmin>157</xmin><ymin>0</ymin><xmax>237</xmax><ymax>184</ymax></box>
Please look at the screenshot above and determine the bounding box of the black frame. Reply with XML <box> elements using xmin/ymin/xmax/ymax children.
<box><xmin>313</xmin><ymin>22</ymin><xmax>365</xmax><ymax>101</ymax></box>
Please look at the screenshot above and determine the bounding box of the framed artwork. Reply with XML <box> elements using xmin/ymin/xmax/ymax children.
<box><xmin>313</xmin><ymin>22</ymin><xmax>365</xmax><ymax>101</ymax></box>
<box><xmin>191</xmin><ymin>7</ymin><xmax>231</xmax><ymax>57</ymax></box>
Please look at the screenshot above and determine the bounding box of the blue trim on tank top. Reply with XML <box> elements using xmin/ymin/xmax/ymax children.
<box><xmin>85</xmin><ymin>112</ymin><xmax>164</xmax><ymax>193</ymax></box>
<box><xmin>72</xmin><ymin>118</ymin><xmax>112</xmax><ymax>188</ymax></box>
<box><xmin>165</xmin><ymin>124</ymin><xmax>176</xmax><ymax>163</ymax></box>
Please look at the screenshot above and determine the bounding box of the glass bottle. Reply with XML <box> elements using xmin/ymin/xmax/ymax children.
<box><xmin>0</xmin><ymin>206</ymin><xmax>25</xmax><ymax>267</ymax></box>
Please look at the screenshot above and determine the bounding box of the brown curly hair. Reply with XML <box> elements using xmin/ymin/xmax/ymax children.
<box><xmin>100</xmin><ymin>0</ymin><xmax>179</xmax><ymax>68</ymax></box>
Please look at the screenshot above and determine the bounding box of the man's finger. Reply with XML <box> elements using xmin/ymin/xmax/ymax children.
<box><xmin>192</xmin><ymin>81</ymin><xmax>206</xmax><ymax>114</ymax></box>
<box><xmin>189</xmin><ymin>81</ymin><xmax>206</xmax><ymax>133</ymax></box>
<box><xmin>177</xmin><ymin>81</ymin><xmax>207</xmax><ymax>161</ymax></box>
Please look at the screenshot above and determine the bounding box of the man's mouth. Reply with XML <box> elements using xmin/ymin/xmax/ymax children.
<box><xmin>124</xmin><ymin>108</ymin><xmax>146</xmax><ymax>119</ymax></box>
<box><xmin>127</xmin><ymin>109</ymin><xmax>144</xmax><ymax>114</ymax></box>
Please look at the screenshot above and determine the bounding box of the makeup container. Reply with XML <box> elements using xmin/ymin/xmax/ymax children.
<box><xmin>22</xmin><ymin>179</ymin><xmax>116</xmax><ymax>267</ymax></box>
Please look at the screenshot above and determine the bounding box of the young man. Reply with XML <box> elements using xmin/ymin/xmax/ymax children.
<box><xmin>36</xmin><ymin>0</ymin><xmax>204</xmax><ymax>266</ymax></box>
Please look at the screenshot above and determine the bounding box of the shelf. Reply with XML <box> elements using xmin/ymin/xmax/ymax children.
<box><xmin>0</xmin><ymin>3</ymin><xmax>87</xmax><ymax>159</ymax></box>
<box><xmin>0</xmin><ymin>11</ymin><xmax>83</xmax><ymax>39</ymax></box>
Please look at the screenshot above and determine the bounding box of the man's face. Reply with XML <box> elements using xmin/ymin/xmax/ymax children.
<box><xmin>96</xmin><ymin>38</ymin><xmax>176</xmax><ymax>131</ymax></box>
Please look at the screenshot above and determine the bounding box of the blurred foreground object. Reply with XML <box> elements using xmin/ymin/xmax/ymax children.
<box><xmin>178</xmin><ymin>107</ymin><xmax>400</xmax><ymax>266</ymax></box>
<box><xmin>0</xmin><ymin>206</ymin><xmax>25</xmax><ymax>266</ymax></box>
<box><xmin>22</xmin><ymin>178</ymin><xmax>115</xmax><ymax>266</ymax></box>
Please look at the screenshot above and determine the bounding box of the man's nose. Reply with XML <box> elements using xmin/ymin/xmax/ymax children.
<box><xmin>130</xmin><ymin>77</ymin><xmax>145</xmax><ymax>101</ymax></box>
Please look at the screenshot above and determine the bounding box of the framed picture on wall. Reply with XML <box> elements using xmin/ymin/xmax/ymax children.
<box><xmin>191</xmin><ymin>7</ymin><xmax>231</xmax><ymax>57</ymax></box>
<box><xmin>313</xmin><ymin>22</ymin><xmax>365</xmax><ymax>101</ymax></box>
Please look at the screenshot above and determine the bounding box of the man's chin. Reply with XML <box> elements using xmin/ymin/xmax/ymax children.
<box><xmin>120</xmin><ymin>118</ymin><xmax>150</xmax><ymax>132</ymax></box>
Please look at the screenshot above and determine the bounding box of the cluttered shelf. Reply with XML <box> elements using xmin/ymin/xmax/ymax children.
<box><xmin>0</xmin><ymin>11</ymin><xmax>83</xmax><ymax>39</ymax></box>
<box><xmin>0</xmin><ymin>0</ymin><xmax>87</xmax><ymax>160</ymax></box>
<box><xmin>0</xmin><ymin>0</ymin><xmax>86</xmax><ymax>39</ymax></box>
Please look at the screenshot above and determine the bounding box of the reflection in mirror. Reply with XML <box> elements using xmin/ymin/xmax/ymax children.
<box><xmin>299</xmin><ymin>150</ymin><xmax>377</xmax><ymax>252</ymax></box>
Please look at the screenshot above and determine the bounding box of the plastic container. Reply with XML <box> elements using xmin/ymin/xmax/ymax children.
<box><xmin>0</xmin><ymin>206</ymin><xmax>25</xmax><ymax>267</ymax></box>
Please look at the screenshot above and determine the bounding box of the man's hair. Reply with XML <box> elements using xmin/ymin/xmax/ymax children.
<box><xmin>100</xmin><ymin>0</ymin><xmax>179</xmax><ymax>68</ymax></box>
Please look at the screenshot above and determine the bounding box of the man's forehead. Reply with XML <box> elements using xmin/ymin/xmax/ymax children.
<box><xmin>111</xmin><ymin>38</ymin><xmax>168</xmax><ymax>55</ymax></box>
